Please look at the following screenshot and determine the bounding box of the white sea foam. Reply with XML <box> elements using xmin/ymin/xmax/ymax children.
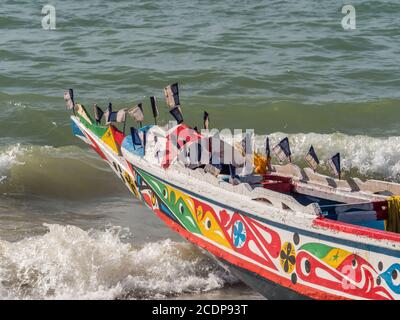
<box><xmin>0</xmin><ymin>224</ymin><xmax>235</xmax><ymax>300</ymax></box>
<box><xmin>0</xmin><ymin>144</ymin><xmax>25</xmax><ymax>183</ymax></box>
<box><xmin>259</xmin><ymin>132</ymin><xmax>400</xmax><ymax>180</ymax></box>
<box><xmin>218</xmin><ymin>131</ymin><xmax>400</xmax><ymax>181</ymax></box>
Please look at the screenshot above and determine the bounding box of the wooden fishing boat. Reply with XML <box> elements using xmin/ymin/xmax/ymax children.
<box><xmin>67</xmin><ymin>91</ymin><xmax>400</xmax><ymax>300</ymax></box>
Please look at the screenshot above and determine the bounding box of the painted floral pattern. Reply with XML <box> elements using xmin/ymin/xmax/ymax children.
<box><xmin>280</xmin><ymin>242</ymin><xmax>296</xmax><ymax>274</ymax></box>
<box><xmin>233</xmin><ymin>220</ymin><xmax>246</xmax><ymax>248</ymax></box>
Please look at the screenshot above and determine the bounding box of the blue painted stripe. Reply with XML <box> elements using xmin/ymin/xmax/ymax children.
<box><xmin>134</xmin><ymin>165</ymin><xmax>400</xmax><ymax>258</ymax></box>
<box><xmin>71</xmin><ymin>120</ymin><xmax>84</xmax><ymax>137</ymax></box>
<box><xmin>160</xmin><ymin>202</ymin><xmax>180</xmax><ymax>224</ymax></box>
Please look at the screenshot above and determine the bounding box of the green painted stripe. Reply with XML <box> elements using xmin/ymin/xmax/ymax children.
<box><xmin>137</xmin><ymin>167</ymin><xmax>202</xmax><ymax>235</ymax></box>
<box><xmin>78</xmin><ymin>115</ymin><xmax>108</xmax><ymax>138</ymax></box>
<box><xmin>299</xmin><ymin>243</ymin><xmax>333</xmax><ymax>259</ymax></box>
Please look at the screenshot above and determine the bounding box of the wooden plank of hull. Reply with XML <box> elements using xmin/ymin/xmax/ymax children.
<box><xmin>273</xmin><ymin>164</ymin><xmax>399</xmax><ymax>201</ymax></box>
<box><xmin>293</xmin><ymin>183</ymin><xmax>371</xmax><ymax>204</ymax></box>
<box><xmin>354</xmin><ymin>178</ymin><xmax>400</xmax><ymax>195</ymax></box>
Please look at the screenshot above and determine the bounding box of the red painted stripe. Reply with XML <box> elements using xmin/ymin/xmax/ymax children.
<box><xmin>313</xmin><ymin>216</ymin><xmax>400</xmax><ymax>243</ymax></box>
<box><xmin>85</xmin><ymin>132</ymin><xmax>107</xmax><ymax>160</ymax></box>
<box><xmin>152</xmin><ymin>208</ymin><xmax>348</xmax><ymax>300</ymax></box>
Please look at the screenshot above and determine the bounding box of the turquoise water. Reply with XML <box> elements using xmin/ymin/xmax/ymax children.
<box><xmin>0</xmin><ymin>0</ymin><xmax>399</xmax><ymax>299</ymax></box>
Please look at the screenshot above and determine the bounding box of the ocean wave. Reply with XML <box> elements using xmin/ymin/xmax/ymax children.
<box><xmin>2</xmin><ymin>131</ymin><xmax>400</xmax><ymax>200</ymax></box>
<box><xmin>2</xmin><ymin>92</ymin><xmax>400</xmax><ymax>140</ymax></box>
<box><xmin>0</xmin><ymin>144</ymin><xmax>126</xmax><ymax>199</ymax></box>
<box><xmin>221</xmin><ymin>131</ymin><xmax>400</xmax><ymax>182</ymax></box>
<box><xmin>0</xmin><ymin>145</ymin><xmax>24</xmax><ymax>183</ymax></box>
<box><xmin>0</xmin><ymin>224</ymin><xmax>235</xmax><ymax>300</ymax></box>
<box><xmin>257</xmin><ymin>132</ymin><xmax>400</xmax><ymax>181</ymax></box>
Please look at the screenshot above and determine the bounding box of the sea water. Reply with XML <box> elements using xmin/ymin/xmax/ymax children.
<box><xmin>0</xmin><ymin>0</ymin><xmax>399</xmax><ymax>299</ymax></box>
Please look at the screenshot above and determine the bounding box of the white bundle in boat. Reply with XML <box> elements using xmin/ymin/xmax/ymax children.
<box><xmin>143</xmin><ymin>125</ymin><xmax>168</xmax><ymax>165</ymax></box>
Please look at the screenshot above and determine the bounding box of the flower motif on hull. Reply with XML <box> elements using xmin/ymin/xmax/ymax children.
<box><xmin>233</xmin><ymin>220</ymin><xmax>246</xmax><ymax>248</ymax></box>
<box><xmin>280</xmin><ymin>242</ymin><xmax>296</xmax><ymax>274</ymax></box>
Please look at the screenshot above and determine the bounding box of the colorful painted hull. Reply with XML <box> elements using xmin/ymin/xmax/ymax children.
<box><xmin>71</xmin><ymin>116</ymin><xmax>400</xmax><ymax>300</ymax></box>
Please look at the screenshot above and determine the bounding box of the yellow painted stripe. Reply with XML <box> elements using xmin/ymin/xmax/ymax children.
<box><xmin>321</xmin><ymin>248</ymin><xmax>351</xmax><ymax>269</ymax></box>
<box><xmin>101</xmin><ymin>127</ymin><xmax>119</xmax><ymax>154</ymax></box>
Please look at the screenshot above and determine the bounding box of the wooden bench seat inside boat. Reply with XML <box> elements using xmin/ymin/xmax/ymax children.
<box><xmin>189</xmin><ymin>166</ymin><xmax>389</xmax><ymax>228</ymax></box>
<box><xmin>258</xmin><ymin>164</ymin><xmax>397</xmax><ymax>231</ymax></box>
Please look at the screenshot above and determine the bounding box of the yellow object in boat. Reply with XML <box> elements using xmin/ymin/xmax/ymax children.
<box><xmin>253</xmin><ymin>152</ymin><xmax>270</xmax><ymax>174</ymax></box>
<box><xmin>386</xmin><ymin>196</ymin><xmax>400</xmax><ymax>233</ymax></box>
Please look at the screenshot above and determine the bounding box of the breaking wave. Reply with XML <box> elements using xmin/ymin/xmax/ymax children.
<box><xmin>255</xmin><ymin>132</ymin><xmax>400</xmax><ymax>181</ymax></box>
<box><xmin>2</xmin><ymin>131</ymin><xmax>400</xmax><ymax>200</ymax></box>
<box><xmin>0</xmin><ymin>144</ymin><xmax>127</xmax><ymax>199</ymax></box>
<box><xmin>0</xmin><ymin>224</ymin><xmax>235</xmax><ymax>300</ymax></box>
<box><xmin>0</xmin><ymin>145</ymin><xmax>24</xmax><ymax>183</ymax></box>
<box><xmin>220</xmin><ymin>131</ymin><xmax>400</xmax><ymax>181</ymax></box>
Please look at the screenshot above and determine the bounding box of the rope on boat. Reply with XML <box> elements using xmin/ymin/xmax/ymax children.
<box><xmin>386</xmin><ymin>196</ymin><xmax>400</xmax><ymax>233</ymax></box>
